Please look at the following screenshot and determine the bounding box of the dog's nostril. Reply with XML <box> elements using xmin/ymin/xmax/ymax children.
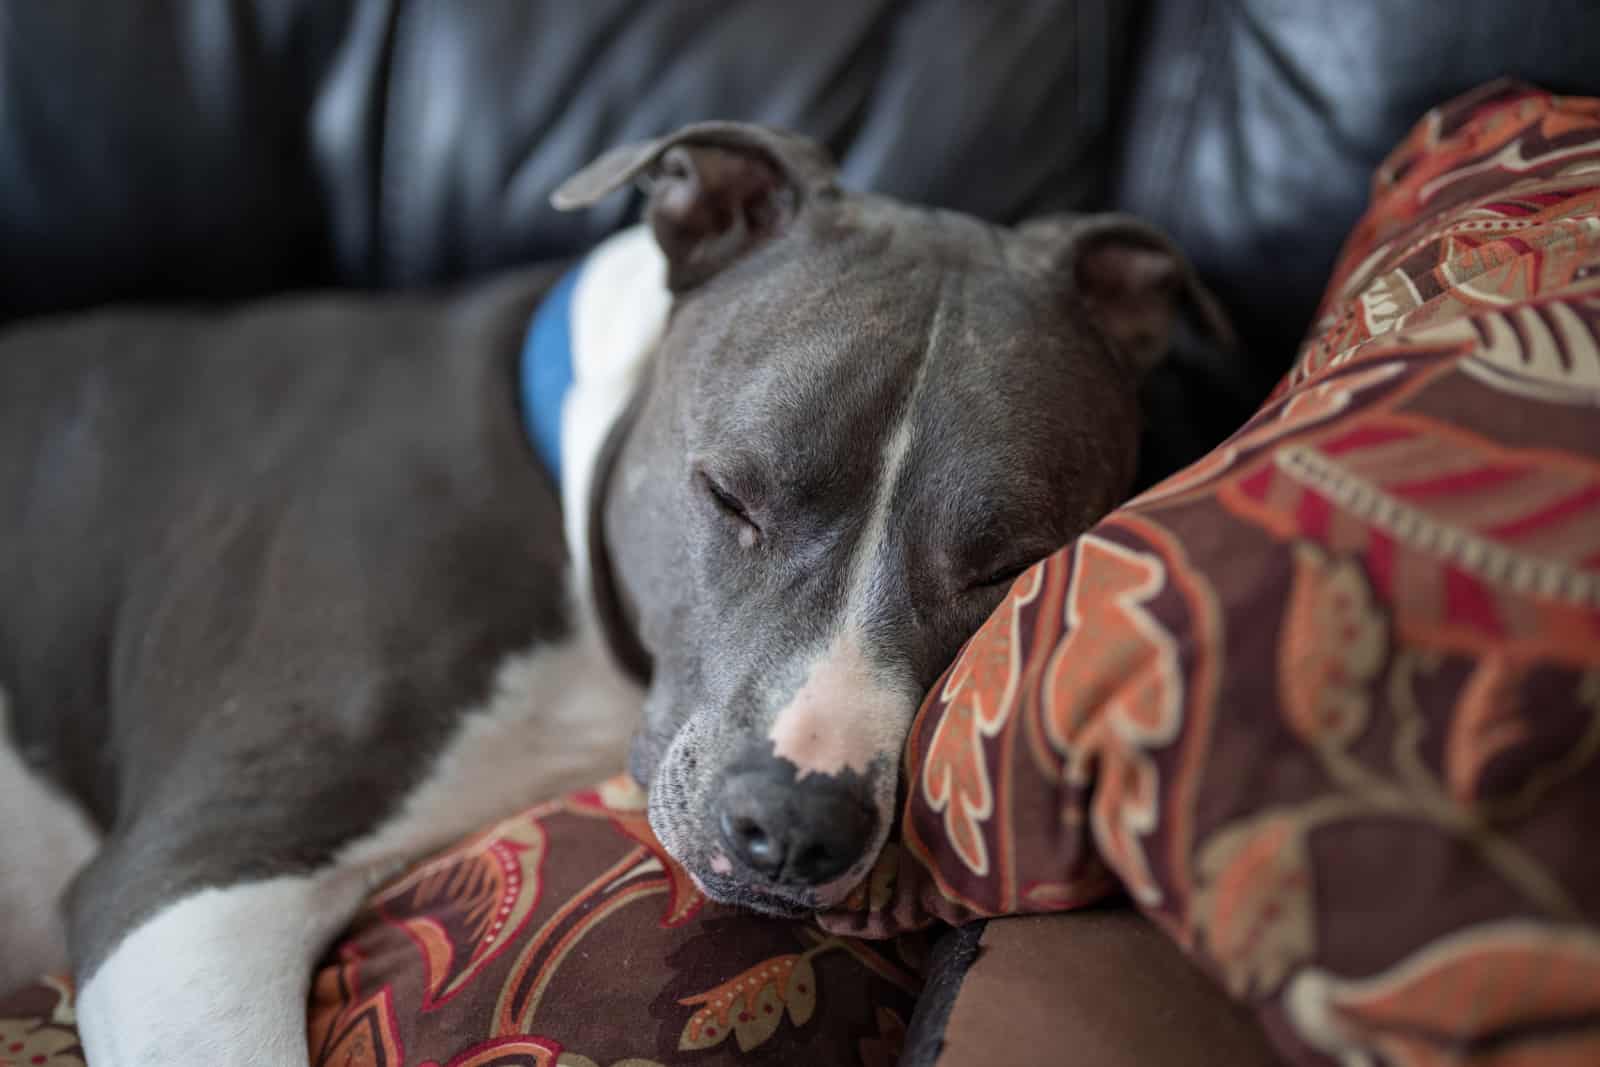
<box><xmin>722</xmin><ymin>812</ymin><xmax>781</xmax><ymax>869</ymax></box>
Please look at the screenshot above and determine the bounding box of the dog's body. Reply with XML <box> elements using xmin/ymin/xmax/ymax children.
<box><xmin>0</xmin><ymin>266</ymin><xmax>651</xmax><ymax>1057</ymax></box>
<box><xmin>0</xmin><ymin>124</ymin><xmax>1221</xmax><ymax>1064</ymax></box>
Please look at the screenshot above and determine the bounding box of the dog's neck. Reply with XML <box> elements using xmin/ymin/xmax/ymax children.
<box><xmin>520</xmin><ymin>225</ymin><xmax>668</xmax><ymax>681</ymax></box>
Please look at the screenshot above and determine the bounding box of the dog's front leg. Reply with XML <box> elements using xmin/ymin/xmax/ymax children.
<box><xmin>68</xmin><ymin>853</ymin><xmax>373</xmax><ymax>1067</ymax></box>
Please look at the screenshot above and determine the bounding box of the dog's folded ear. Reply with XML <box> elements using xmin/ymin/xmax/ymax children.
<box><xmin>1016</xmin><ymin>214</ymin><xmax>1235</xmax><ymax>376</ymax></box>
<box><xmin>553</xmin><ymin>122</ymin><xmax>837</xmax><ymax>292</ymax></box>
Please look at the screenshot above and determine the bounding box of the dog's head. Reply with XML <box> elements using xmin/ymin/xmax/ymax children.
<box><xmin>555</xmin><ymin>123</ymin><xmax>1225</xmax><ymax>915</ymax></box>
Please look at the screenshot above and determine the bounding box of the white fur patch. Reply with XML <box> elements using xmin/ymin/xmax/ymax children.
<box><xmin>766</xmin><ymin>308</ymin><xmax>931</xmax><ymax>782</ymax></box>
<box><xmin>767</xmin><ymin>633</ymin><xmax>913</xmax><ymax>780</ymax></box>
<box><xmin>76</xmin><ymin>873</ymin><xmax>368</xmax><ymax>1067</ymax></box>
<box><xmin>0</xmin><ymin>686</ymin><xmax>101</xmax><ymax>993</ymax></box>
<box><xmin>559</xmin><ymin>226</ymin><xmax>672</xmax><ymax>590</ymax></box>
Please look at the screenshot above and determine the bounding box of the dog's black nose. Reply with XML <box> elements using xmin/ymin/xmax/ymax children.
<box><xmin>716</xmin><ymin>765</ymin><xmax>876</xmax><ymax>886</ymax></box>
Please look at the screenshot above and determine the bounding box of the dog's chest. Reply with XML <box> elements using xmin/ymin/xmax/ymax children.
<box><xmin>342</xmin><ymin>609</ymin><xmax>644</xmax><ymax>872</ymax></box>
<box><xmin>333</xmin><ymin>223</ymin><xmax>673</xmax><ymax>870</ymax></box>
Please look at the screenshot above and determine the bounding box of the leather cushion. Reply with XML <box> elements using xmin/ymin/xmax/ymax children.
<box><xmin>0</xmin><ymin>0</ymin><xmax>1138</xmax><ymax>321</ymax></box>
<box><xmin>1113</xmin><ymin>0</ymin><xmax>1600</xmax><ymax>394</ymax></box>
<box><xmin>930</xmin><ymin>911</ymin><xmax>1281</xmax><ymax>1067</ymax></box>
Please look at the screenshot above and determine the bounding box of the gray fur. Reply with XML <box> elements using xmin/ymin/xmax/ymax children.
<box><xmin>0</xmin><ymin>269</ymin><xmax>569</xmax><ymax>975</ymax></box>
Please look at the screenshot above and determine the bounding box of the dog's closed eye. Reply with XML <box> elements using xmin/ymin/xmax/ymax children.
<box><xmin>699</xmin><ymin>469</ymin><xmax>762</xmax><ymax>547</ymax></box>
<box><xmin>976</xmin><ymin>559</ymin><xmax>1033</xmax><ymax>589</ymax></box>
<box><xmin>959</xmin><ymin>537</ymin><xmax>1056</xmax><ymax>593</ymax></box>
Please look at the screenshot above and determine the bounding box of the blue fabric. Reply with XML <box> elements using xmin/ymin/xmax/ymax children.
<box><xmin>520</xmin><ymin>264</ymin><xmax>582</xmax><ymax>478</ymax></box>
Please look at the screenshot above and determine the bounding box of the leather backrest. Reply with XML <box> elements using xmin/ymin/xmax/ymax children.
<box><xmin>0</xmin><ymin>0</ymin><xmax>1137</xmax><ymax>320</ymax></box>
<box><xmin>1113</xmin><ymin>0</ymin><xmax>1600</xmax><ymax>392</ymax></box>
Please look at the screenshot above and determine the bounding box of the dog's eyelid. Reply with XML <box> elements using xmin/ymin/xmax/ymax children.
<box><xmin>707</xmin><ymin>476</ymin><xmax>748</xmax><ymax>516</ymax></box>
<box><xmin>961</xmin><ymin>546</ymin><xmax>1052</xmax><ymax>591</ymax></box>
<box><xmin>696</xmin><ymin>467</ymin><xmax>764</xmax><ymax>541</ymax></box>
<box><xmin>973</xmin><ymin>560</ymin><xmax>1029</xmax><ymax>589</ymax></box>
<box><xmin>690</xmin><ymin>450</ymin><xmax>766</xmax><ymax>495</ymax></box>
<box><xmin>695</xmin><ymin>467</ymin><xmax>746</xmax><ymax>509</ymax></box>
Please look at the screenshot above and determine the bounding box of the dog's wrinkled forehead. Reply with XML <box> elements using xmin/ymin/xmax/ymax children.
<box><xmin>669</xmin><ymin>216</ymin><xmax>1141</xmax><ymax>514</ymax></box>
<box><xmin>661</xmin><ymin>214</ymin><xmax>1026</xmax><ymax>480</ymax></box>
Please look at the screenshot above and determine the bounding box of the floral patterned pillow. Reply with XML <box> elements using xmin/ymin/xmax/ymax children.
<box><xmin>819</xmin><ymin>80</ymin><xmax>1600</xmax><ymax>1066</ymax></box>
<box><xmin>1</xmin><ymin>777</ymin><xmax>927</xmax><ymax>1067</ymax></box>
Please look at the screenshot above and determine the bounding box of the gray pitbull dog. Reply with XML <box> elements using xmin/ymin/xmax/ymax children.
<box><xmin>0</xmin><ymin>122</ymin><xmax>1222</xmax><ymax>1065</ymax></box>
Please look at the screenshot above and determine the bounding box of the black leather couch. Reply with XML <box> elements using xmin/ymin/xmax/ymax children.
<box><xmin>4</xmin><ymin>3</ymin><xmax>1598</xmax><ymax>1063</ymax></box>
<box><xmin>5</xmin><ymin>0</ymin><xmax>1596</xmax><ymax>451</ymax></box>
<box><xmin>5</xmin><ymin>1</ymin><xmax>1598</xmax><ymax>476</ymax></box>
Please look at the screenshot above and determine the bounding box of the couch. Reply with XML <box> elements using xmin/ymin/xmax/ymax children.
<box><xmin>8</xmin><ymin>1</ymin><xmax>1595</xmax><ymax>484</ymax></box>
<box><xmin>4</xmin><ymin>3</ymin><xmax>1599</xmax><ymax>1065</ymax></box>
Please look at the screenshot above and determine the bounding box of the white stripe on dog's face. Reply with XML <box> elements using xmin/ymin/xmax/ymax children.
<box><xmin>766</xmin><ymin>331</ymin><xmax>928</xmax><ymax>781</ymax></box>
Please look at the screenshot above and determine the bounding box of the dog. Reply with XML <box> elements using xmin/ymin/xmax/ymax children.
<box><xmin>0</xmin><ymin>122</ymin><xmax>1224</xmax><ymax>1064</ymax></box>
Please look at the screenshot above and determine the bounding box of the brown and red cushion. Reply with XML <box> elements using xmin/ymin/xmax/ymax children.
<box><xmin>818</xmin><ymin>80</ymin><xmax>1600</xmax><ymax>1065</ymax></box>
<box><xmin>3</xmin><ymin>778</ymin><xmax>929</xmax><ymax>1066</ymax></box>
<box><xmin>6</xmin><ymin>81</ymin><xmax>1600</xmax><ymax>1067</ymax></box>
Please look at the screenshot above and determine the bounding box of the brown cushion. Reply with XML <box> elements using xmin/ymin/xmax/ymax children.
<box><xmin>0</xmin><ymin>778</ymin><xmax>928</xmax><ymax>1066</ymax></box>
<box><xmin>933</xmin><ymin>910</ymin><xmax>1280</xmax><ymax>1067</ymax></box>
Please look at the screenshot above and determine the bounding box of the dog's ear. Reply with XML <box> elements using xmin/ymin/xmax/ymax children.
<box><xmin>553</xmin><ymin>122</ymin><xmax>836</xmax><ymax>292</ymax></box>
<box><xmin>1016</xmin><ymin>214</ymin><xmax>1234</xmax><ymax>376</ymax></box>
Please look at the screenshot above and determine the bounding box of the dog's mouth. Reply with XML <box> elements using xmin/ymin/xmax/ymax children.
<box><xmin>681</xmin><ymin>820</ymin><xmax>891</xmax><ymax>919</ymax></box>
<box><xmin>686</xmin><ymin>868</ymin><xmax>838</xmax><ymax>919</ymax></box>
<box><xmin>638</xmin><ymin>699</ymin><xmax>904</xmax><ymax>917</ymax></box>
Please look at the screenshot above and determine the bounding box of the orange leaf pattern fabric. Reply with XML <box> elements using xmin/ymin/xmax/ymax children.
<box><xmin>1286</xmin><ymin>923</ymin><xmax>1600</xmax><ymax>1067</ymax></box>
<box><xmin>0</xmin><ymin>980</ymin><xmax>81</xmax><ymax>1067</ymax></box>
<box><xmin>820</xmin><ymin>81</ymin><xmax>1600</xmax><ymax>1065</ymax></box>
